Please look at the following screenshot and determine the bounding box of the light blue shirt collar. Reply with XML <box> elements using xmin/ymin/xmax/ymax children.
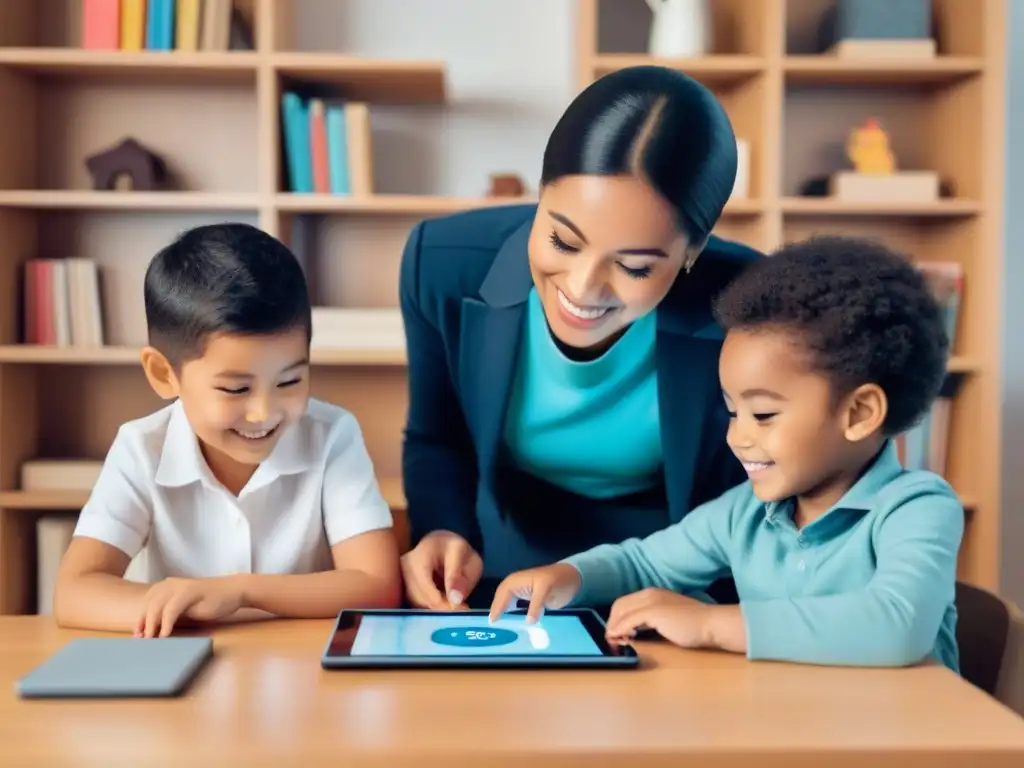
<box><xmin>763</xmin><ymin>440</ymin><xmax>902</xmax><ymax>535</ymax></box>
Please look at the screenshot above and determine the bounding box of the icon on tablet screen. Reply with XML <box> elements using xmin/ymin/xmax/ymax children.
<box><xmin>430</xmin><ymin>627</ymin><xmax>519</xmax><ymax>648</ymax></box>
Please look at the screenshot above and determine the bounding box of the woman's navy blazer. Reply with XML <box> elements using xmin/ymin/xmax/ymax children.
<box><xmin>399</xmin><ymin>203</ymin><xmax>762</xmax><ymax>598</ymax></box>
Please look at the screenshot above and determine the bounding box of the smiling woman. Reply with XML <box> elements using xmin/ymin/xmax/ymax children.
<box><xmin>397</xmin><ymin>65</ymin><xmax>763</xmax><ymax>613</ymax></box>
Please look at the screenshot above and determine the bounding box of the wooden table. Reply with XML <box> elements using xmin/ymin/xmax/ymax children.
<box><xmin>2</xmin><ymin>617</ymin><xmax>1024</xmax><ymax>767</ymax></box>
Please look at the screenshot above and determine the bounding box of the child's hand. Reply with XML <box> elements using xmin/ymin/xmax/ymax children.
<box><xmin>604</xmin><ymin>588</ymin><xmax>713</xmax><ymax>649</ymax></box>
<box><xmin>488</xmin><ymin>563</ymin><xmax>582</xmax><ymax>623</ymax></box>
<box><xmin>136</xmin><ymin>576</ymin><xmax>245</xmax><ymax>638</ymax></box>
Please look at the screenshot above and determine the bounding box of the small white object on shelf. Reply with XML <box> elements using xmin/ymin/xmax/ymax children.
<box><xmin>730</xmin><ymin>138</ymin><xmax>750</xmax><ymax>200</ymax></box>
<box><xmin>310</xmin><ymin>307</ymin><xmax>404</xmax><ymax>350</ymax></box>
<box><xmin>645</xmin><ymin>0</ymin><xmax>710</xmax><ymax>58</ymax></box>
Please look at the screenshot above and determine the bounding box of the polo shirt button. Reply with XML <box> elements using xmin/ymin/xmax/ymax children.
<box><xmin>797</xmin><ymin>537</ymin><xmax>806</xmax><ymax>547</ymax></box>
<box><xmin>797</xmin><ymin>560</ymin><xmax>806</xmax><ymax>571</ymax></box>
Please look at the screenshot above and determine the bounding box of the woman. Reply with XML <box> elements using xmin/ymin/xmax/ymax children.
<box><xmin>398</xmin><ymin>65</ymin><xmax>761</xmax><ymax>611</ymax></box>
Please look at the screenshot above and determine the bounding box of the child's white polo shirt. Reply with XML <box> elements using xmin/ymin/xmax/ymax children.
<box><xmin>73</xmin><ymin>397</ymin><xmax>393</xmax><ymax>582</ymax></box>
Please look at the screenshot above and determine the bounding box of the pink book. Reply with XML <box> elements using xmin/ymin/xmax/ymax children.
<box><xmin>309</xmin><ymin>100</ymin><xmax>329</xmax><ymax>194</ymax></box>
<box><xmin>82</xmin><ymin>0</ymin><xmax>120</xmax><ymax>50</ymax></box>
<box><xmin>23</xmin><ymin>260</ymin><xmax>37</xmax><ymax>344</ymax></box>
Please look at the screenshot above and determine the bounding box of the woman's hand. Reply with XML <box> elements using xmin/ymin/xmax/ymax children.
<box><xmin>400</xmin><ymin>530</ymin><xmax>483</xmax><ymax>610</ymax></box>
<box><xmin>488</xmin><ymin>563</ymin><xmax>582</xmax><ymax>623</ymax></box>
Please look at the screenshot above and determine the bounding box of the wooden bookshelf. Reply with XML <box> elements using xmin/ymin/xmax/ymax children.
<box><xmin>578</xmin><ymin>0</ymin><xmax>1007</xmax><ymax>590</ymax></box>
<box><xmin>0</xmin><ymin>0</ymin><xmax>468</xmax><ymax>615</ymax></box>
<box><xmin>0</xmin><ymin>0</ymin><xmax>1007</xmax><ymax>615</ymax></box>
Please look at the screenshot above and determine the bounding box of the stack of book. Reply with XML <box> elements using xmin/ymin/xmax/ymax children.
<box><xmin>82</xmin><ymin>0</ymin><xmax>243</xmax><ymax>52</ymax></box>
<box><xmin>22</xmin><ymin>259</ymin><xmax>105</xmax><ymax>347</ymax></box>
<box><xmin>281</xmin><ymin>93</ymin><xmax>374</xmax><ymax>196</ymax></box>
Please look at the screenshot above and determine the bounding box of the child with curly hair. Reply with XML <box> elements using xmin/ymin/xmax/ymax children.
<box><xmin>489</xmin><ymin>235</ymin><xmax>963</xmax><ymax>671</ymax></box>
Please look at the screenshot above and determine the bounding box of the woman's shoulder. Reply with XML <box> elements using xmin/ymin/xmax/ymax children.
<box><xmin>659</xmin><ymin>234</ymin><xmax>763</xmax><ymax>320</ymax></box>
<box><xmin>699</xmin><ymin>233</ymin><xmax>763</xmax><ymax>281</ymax></box>
<box><xmin>400</xmin><ymin>203</ymin><xmax>536</xmax><ymax>302</ymax></box>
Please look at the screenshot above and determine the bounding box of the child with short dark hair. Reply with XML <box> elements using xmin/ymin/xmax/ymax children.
<box><xmin>55</xmin><ymin>223</ymin><xmax>402</xmax><ymax>637</ymax></box>
<box><xmin>490</xmin><ymin>235</ymin><xmax>964</xmax><ymax>671</ymax></box>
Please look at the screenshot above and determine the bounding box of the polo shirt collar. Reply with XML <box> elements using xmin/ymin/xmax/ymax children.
<box><xmin>155</xmin><ymin>400</ymin><xmax>213</xmax><ymax>488</ymax></box>
<box><xmin>155</xmin><ymin>400</ymin><xmax>313</xmax><ymax>490</ymax></box>
<box><xmin>763</xmin><ymin>440</ymin><xmax>902</xmax><ymax>525</ymax></box>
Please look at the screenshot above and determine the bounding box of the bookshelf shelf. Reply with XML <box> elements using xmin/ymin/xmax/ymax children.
<box><xmin>591</xmin><ymin>54</ymin><xmax>765</xmax><ymax>85</ymax></box>
<box><xmin>272</xmin><ymin>53</ymin><xmax>446</xmax><ymax>103</ymax></box>
<box><xmin>0</xmin><ymin>191</ymin><xmax>260</xmax><ymax>211</ymax></box>
<box><xmin>271</xmin><ymin>195</ymin><xmax>761</xmax><ymax>219</ymax></box>
<box><xmin>0</xmin><ymin>0</ymin><xmax>1006</xmax><ymax>615</ymax></box>
<box><xmin>577</xmin><ymin>0</ymin><xmax>1006</xmax><ymax>592</ymax></box>
<box><xmin>782</xmin><ymin>56</ymin><xmax>984</xmax><ymax>85</ymax></box>
<box><xmin>0</xmin><ymin>48</ymin><xmax>260</xmax><ymax>84</ymax></box>
<box><xmin>780</xmin><ymin>198</ymin><xmax>982</xmax><ymax>217</ymax></box>
<box><xmin>274</xmin><ymin>193</ymin><xmax>534</xmax><ymax>216</ymax></box>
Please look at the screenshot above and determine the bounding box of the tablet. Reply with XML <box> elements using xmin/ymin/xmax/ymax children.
<box><xmin>321</xmin><ymin>608</ymin><xmax>639</xmax><ymax>669</ymax></box>
<box><xmin>16</xmin><ymin>637</ymin><xmax>213</xmax><ymax>699</ymax></box>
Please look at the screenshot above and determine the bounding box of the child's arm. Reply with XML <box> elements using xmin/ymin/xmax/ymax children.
<box><xmin>561</xmin><ymin>483</ymin><xmax>745</xmax><ymax>607</ymax></box>
<box><xmin>54</xmin><ymin>537</ymin><xmax>151</xmax><ymax>633</ymax></box>
<box><xmin>53</xmin><ymin>427</ymin><xmax>157</xmax><ymax>631</ymax></box>
<box><xmin>734</xmin><ymin>487</ymin><xmax>964</xmax><ymax>667</ymax></box>
<box><xmin>233</xmin><ymin>528</ymin><xmax>401</xmax><ymax>617</ymax></box>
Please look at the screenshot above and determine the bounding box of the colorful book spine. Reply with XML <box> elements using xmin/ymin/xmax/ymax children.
<box><xmin>146</xmin><ymin>0</ymin><xmax>175</xmax><ymax>50</ymax></box>
<box><xmin>326</xmin><ymin>104</ymin><xmax>351</xmax><ymax>195</ymax></box>
<box><xmin>279</xmin><ymin>95</ymin><xmax>368</xmax><ymax>195</ymax></box>
<box><xmin>281</xmin><ymin>92</ymin><xmax>313</xmax><ymax>193</ymax></box>
<box><xmin>119</xmin><ymin>0</ymin><xmax>146</xmax><ymax>50</ymax></box>
<box><xmin>22</xmin><ymin>259</ymin><xmax>105</xmax><ymax>348</ymax></box>
<box><xmin>82</xmin><ymin>0</ymin><xmax>121</xmax><ymax>49</ymax></box>
<box><xmin>201</xmin><ymin>0</ymin><xmax>233</xmax><ymax>51</ymax></box>
<box><xmin>175</xmin><ymin>0</ymin><xmax>201</xmax><ymax>51</ymax></box>
<box><xmin>309</xmin><ymin>99</ymin><xmax>330</xmax><ymax>194</ymax></box>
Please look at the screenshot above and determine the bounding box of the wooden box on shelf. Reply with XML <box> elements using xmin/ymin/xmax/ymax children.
<box><xmin>829</xmin><ymin>117</ymin><xmax>940</xmax><ymax>204</ymax></box>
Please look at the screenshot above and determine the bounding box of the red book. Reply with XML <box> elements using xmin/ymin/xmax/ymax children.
<box><xmin>82</xmin><ymin>0</ymin><xmax>120</xmax><ymax>50</ymax></box>
<box><xmin>309</xmin><ymin>100</ymin><xmax>330</xmax><ymax>194</ymax></box>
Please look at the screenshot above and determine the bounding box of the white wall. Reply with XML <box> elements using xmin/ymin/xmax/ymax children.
<box><xmin>293</xmin><ymin>0</ymin><xmax>578</xmax><ymax>197</ymax></box>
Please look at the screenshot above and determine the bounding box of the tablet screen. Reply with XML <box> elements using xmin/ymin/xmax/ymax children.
<box><xmin>334</xmin><ymin>612</ymin><xmax>605</xmax><ymax>657</ymax></box>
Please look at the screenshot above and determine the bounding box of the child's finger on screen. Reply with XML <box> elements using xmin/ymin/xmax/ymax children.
<box><xmin>524</xmin><ymin>583</ymin><xmax>553</xmax><ymax>624</ymax></box>
<box><xmin>488</xmin><ymin>581</ymin><xmax>517</xmax><ymax>623</ymax></box>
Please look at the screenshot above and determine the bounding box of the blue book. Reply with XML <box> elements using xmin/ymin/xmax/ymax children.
<box><xmin>145</xmin><ymin>0</ymin><xmax>175</xmax><ymax>50</ymax></box>
<box><xmin>326</xmin><ymin>104</ymin><xmax>350</xmax><ymax>195</ymax></box>
<box><xmin>281</xmin><ymin>92</ymin><xmax>313</xmax><ymax>193</ymax></box>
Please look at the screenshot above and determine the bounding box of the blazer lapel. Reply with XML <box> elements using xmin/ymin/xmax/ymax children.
<box><xmin>459</xmin><ymin>218</ymin><xmax>534</xmax><ymax>484</ymax></box>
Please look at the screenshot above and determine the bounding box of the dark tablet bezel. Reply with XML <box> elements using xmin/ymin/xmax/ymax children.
<box><xmin>320</xmin><ymin>608</ymin><xmax>639</xmax><ymax>669</ymax></box>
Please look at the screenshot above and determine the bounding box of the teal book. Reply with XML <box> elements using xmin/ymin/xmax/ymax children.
<box><xmin>326</xmin><ymin>104</ymin><xmax>350</xmax><ymax>195</ymax></box>
<box><xmin>146</xmin><ymin>0</ymin><xmax>175</xmax><ymax>50</ymax></box>
<box><xmin>281</xmin><ymin>92</ymin><xmax>313</xmax><ymax>193</ymax></box>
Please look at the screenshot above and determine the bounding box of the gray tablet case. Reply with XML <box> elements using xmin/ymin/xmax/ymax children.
<box><xmin>16</xmin><ymin>636</ymin><xmax>213</xmax><ymax>699</ymax></box>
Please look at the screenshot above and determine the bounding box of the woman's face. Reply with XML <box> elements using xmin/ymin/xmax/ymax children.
<box><xmin>527</xmin><ymin>174</ymin><xmax>700</xmax><ymax>353</ymax></box>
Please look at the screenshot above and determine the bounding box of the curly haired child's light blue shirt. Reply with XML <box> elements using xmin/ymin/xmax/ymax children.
<box><xmin>563</xmin><ymin>441</ymin><xmax>964</xmax><ymax>671</ymax></box>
